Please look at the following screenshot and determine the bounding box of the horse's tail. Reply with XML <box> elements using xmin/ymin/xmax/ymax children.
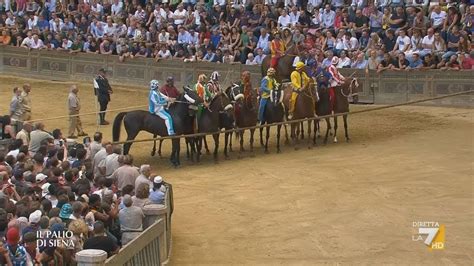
<box><xmin>112</xmin><ymin>112</ymin><xmax>127</xmax><ymax>142</ymax></box>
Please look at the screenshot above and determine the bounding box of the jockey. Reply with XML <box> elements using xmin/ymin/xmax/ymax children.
<box><xmin>207</xmin><ymin>71</ymin><xmax>221</xmax><ymax>94</ymax></box>
<box><xmin>270</xmin><ymin>31</ymin><xmax>285</xmax><ymax>68</ymax></box>
<box><xmin>148</xmin><ymin>80</ymin><xmax>175</xmax><ymax>136</ymax></box>
<box><xmin>289</xmin><ymin>61</ymin><xmax>311</xmax><ymax>120</ymax></box>
<box><xmin>238</xmin><ymin>71</ymin><xmax>254</xmax><ymax>108</ymax></box>
<box><xmin>258</xmin><ymin>68</ymin><xmax>278</xmax><ymax>125</ymax></box>
<box><xmin>327</xmin><ymin>57</ymin><xmax>346</xmax><ymax>112</ymax></box>
<box><xmin>194</xmin><ymin>74</ymin><xmax>212</xmax><ymax>107</ymax></box>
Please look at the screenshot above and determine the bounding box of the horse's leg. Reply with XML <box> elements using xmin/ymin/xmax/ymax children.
<box><xmin>307</xmin><ymin>119</ymin><xmax>312</xmax><ymax>149</ymax></box>
<box><xmin>229</xmin><ymin>132</ymin><xmax>233</xmax><ymax>152</ymax></box>
<box><xmin>175</xmin><ymin>138</ymin><xmax>181</xmax><ymax>166</ymax></box>
<box><xmin>239</xmin><ymin>130</ymin><xmax>245</xmax><ymax>152</ymax></box>
<box><xmin>333</xmin><ymin>115</ymin><xmax>338</xmax><ymax>143</ymax></box>
<box><xmin>212</xmin><ymin>133</ymin><xmax>219</xmax><ymax>162</ymax></box>
<box><xmin>170</xmin><ymin>138</ymin><xmax>180</xmax><ymax>167</ymax></box>
<box><xmin>276</xmin><ymin>124</ymin><xmax>282</xmax><ymax>153</ymax></box>
<box><xmin>158</xmin><ymin>139</ymin><xmax>163</xmax><ymax>157</ymax></box>
<box><xmin>343</xmin><ymin>114</ymin><xmax>350</xmax><ymax>142</ymax></box>
<box><xmin>151</xmin><ymin>134</ymin><xmax>157</xmax><ymax>156</ymax></box>
<box><xmin>204</xmin><ymin>136</ymin><xmax>210</xmax><ymax>155</ymax></box>
<box><xmin>296</xmin><ymin>122</ymin><xmax>301</xmax><ymax>140</ymax></box>
<box><xmin>260</xmin><ymin>126</ymin><xmax>265</xmax><ymax>147</ymax></box>
<box><xmin>123</xmin><ymin>129</ymin><xmax>139</xmax><ymax>155</ymax></box>
<box><xmin>224</xmin><ymin>132</ymin><xmax>230</xmax><ymax>159</ymax></box>
<box><xmin>264</xmin><ymin>126</ymin><xmax>270</xmax><ymax>154</ymax></box>
<box><xmin>300</xmin><ymin>122</ymin><xmax>305</xmax><ymax>140</ymax></box>
<box><xmin>284</xmin><ymin>123</ymin><xmax>290</xmax><ymax>145</ymax></box>
<box><xmin>313</xmin><ymin>119</ymin><xmax>318</xmax><ymax>146</ymax></box>
<box><xmin>185</xmin><ymin>138</ymin><xmax>190</xmax><ymax>160</ymax></box>
<box><xmin>317</xmin><ymin>120</ymin><xmax>322</xmax><ymax>138</ymax></box>
<box><xmin>324</xmin><ymin>118</ymin><xmax>331</xmax><ymax>144</ymax></box>
<box><xmin>249</xmin><ymin>128</ymin><xmax>255</xmax><ymax>153</ymax></box>
<box><xmin>196</xmin><ymin>137</ymin><xmax>202</xmax><ymax>163</ymax></box>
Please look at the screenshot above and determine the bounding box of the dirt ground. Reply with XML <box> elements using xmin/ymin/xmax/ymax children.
<box><xmin>0</xmin><ymin>76</ymin><xmax>473</xmax><ymax>264</ymax></box>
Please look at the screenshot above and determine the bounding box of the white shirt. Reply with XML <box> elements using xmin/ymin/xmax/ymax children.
<box><xmin>289</xmin><ymin>12</ymin><xmax>299</xmax><ymax>26</ymax></box>
<box><xmin>27</xmin><ymin>16</ymin><xmax>38</xmax><ymax>30</ymax></box>
<box><xmin>430</xmin><ymin>11</ymin><xmax>446</xmax><ymax>27</ymax></box>
<box><xmin>21</xmin><ymin>36</ymin><xmax>34</xmax><ymax>47</ymax></box>
<box><xmin>111</xmin><ymin>2</ymin><xmax>123</xmax><ymax>15</ymax></box>
<box><xmin>278</xmin><ymin>14</ymin><xmax>291</xmax><ymax>28</ymax></box>
<box><xmin>173</xmin><ymin>9</ymin><xmax>187</xmax><ymax>25</ymax></box>
<box><xmin>421</xmin><ymin>34</ymin><xmax>434</xmax><ymax>51</ymax></box>
<box><xmin>104</xmin><ymin>23</ymin><xmax>117</xmax><ymax>36</ymax></box>
<box><xmin>337</xmin><ymin>57</ymin><xmax>351</xmax><ymax>68</ymax></box>
<box><xmin>29</xmin><ymin>38</ymin><xmax>44</xmax><ymax>49</ymax></box>
<box><xmin>321</xmin><ymin>10</ymin><xmax>336</xmax><ymax>28</ymax></box>
<box><xmin>396</xmin><ymin>36</ymin><xmax>411</xmax><ymax>51</ymax></box>
<box><xmin>158</xmin><ymin>49</ymin><xmax>172</xmax><ymax>59</ymax></box>
<box><xmin>5</xmin><ymin>17</ymin><xmax>16</xmax><ymax>27</ymax></box>
<box><xmin>91</xmin><ymin>3</ymin><xmax>103</xmax><ymax>14</ymax></box>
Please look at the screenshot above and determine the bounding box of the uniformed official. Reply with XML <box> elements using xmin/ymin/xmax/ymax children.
<box><xmin>93</xmin><ymin>68</ymin><xmax>113</xmax><ymax>125</ymax></box>
<box><xmin>67</xmin><ymin>85</ymin><xmax>87</xmax><ymax>138</ymax></box>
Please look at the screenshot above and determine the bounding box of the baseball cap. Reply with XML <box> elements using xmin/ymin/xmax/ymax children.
<box><xmin>29</xmin><ymin>210</ymin><xmax>42</xmax><ymax>224</ymax></box>
<box><xmin>153</xmin><ymin>176</ymin><xmax>163</xmax><ymax>184</ymax></box>
<box><xmin>59</xmin><ymin>203</ymin><xmax>73</xmax><ymax>219</ymax></box>
<box><xmin>36</xmin><ymin>173</ymin><xmax>48</xmax><ymax>183</ymax></box>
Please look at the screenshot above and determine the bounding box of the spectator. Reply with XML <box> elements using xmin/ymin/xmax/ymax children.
<box><xmin>118</xmin><ymin>195</ymin><xmax>144</xmax><ymax>245</ymax></box>
<box><xmin>110</xmin><ymin>155</ymin><xmax>139</xmax><ymax>191</ymax></box>
<box><xmin>430</xmin><ymin>5</ymin><xmax>447</xmax><ymax>30</ymax></box>
<box><xmin>99</xmin><ymin>145</ymin><xmax>121</xmax><ymax>178</ymax></box>
<box><xmin>132</xmin><ymin>183</ymin><xmax>151</xmax><ymax>209</ymax></box>
<box><xmin>67</xmin><ymin>85</ymin><xmax>87</xmax><ymax>139</ymax></box>
<box><xmin>246</xmin><ymin>53</ymin><xmax>257</xmax><ymax>65</ymax></box>
<box><xmin>29</xmin><ymin>122</ymin><xmax>53</xmax><ymax>154</ymax></box>
<box><xmin>83</xmin><ymin>221</ymin><xmax>119</xmax><ymax>257</ymax></box>
<box><xmin>392</xmin><ymin>52</ymin><xmax>410</xmax><ymax>70</ymax></box>
<box><xmin>421</xmin><ymin>53</ymin><xmax>437</xmax><ymax>70</ymax></box>
<box><xmin>459</xmin><ymin>52</ymin><xmax>474</xmax><ymax>70</ymax></box>
<box><xmin>378</xmin><ymin>52</ymin><xmax>395</xmax><ymax>73</ymax></box>
<box><xmin>351</xmin><ymin>52</ymin><xmax>368</xmax><ymax>69</ymax></box>
<box><xmin>149</xmin><ymin>176</ymin><xmax>165</xmax><ymax>205</ymax></box>
<box><xmin>407</xmin><ymin>52</ymin><xmax>423</xmax><ymax>70</ymax></box>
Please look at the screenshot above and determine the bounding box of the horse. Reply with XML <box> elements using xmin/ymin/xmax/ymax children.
<box><xmin>259</xmin><ymin>85</ymin><xmax>287</xmax><ymax>153</ymax></box>
<box><xmin>112</xmin><ymin>87</ymin><xmax>202</xmax><ymax>167</ymax></box>
<box><xmin>195</xmin><ymin>93</ymin><xmax>234</xmax><ymax>162</ymax></box>
<box><xmin>314</xmin><ymin>84</ymin><xmax>332</xmax><ymax>145</ymax></box>
<box><xmin>282</xmin><ymin>80</ymin><xmax>318</xmax><ymax>149</ymax></box>
<box><xmin>225</xmin><ymin>73</ymin><xmax>259</xmax><ymax>156</ymax></box>
<box><xmin>261</xmin><ymin>44</ymin><xmax>302</xmax><ymax>83</ymax></box>
<box><xmin>333</xmin><ymin>77</ymin><xmax>360</xmax><ymax>143</ymax></box>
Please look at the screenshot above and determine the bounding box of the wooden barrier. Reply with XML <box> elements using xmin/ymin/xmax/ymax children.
<box><xmin>0</xmin><ymin>45</ymin><xmax>472</xmax><ymax>107</ymax></box>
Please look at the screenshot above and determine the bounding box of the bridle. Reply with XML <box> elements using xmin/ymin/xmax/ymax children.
<box><xmin>341</xmin><ymin>78</ymin><xmax>359</xmax><ymax>98</ymax></box>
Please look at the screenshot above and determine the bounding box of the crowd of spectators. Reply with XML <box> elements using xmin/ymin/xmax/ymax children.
<box><xmin>0</xmin><ymin>0</ymin><xmax>472</xmax><ymax>69</ymax></box>
<box><xmin>0</xmin><ymin>121</ymin><xmax>168</xmax><ymax>264</ymax></box>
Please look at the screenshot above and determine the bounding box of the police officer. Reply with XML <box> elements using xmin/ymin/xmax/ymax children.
<box><xmin>93</xmin><ymin>68</ymin><xmax>113</xmax><ymax>125</ymax></box>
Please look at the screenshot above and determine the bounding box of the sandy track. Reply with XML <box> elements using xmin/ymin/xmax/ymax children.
<box><xmin>1</xmin><ymin>76</ymin><xmax>472</xmax><ymax>264</ymax></box>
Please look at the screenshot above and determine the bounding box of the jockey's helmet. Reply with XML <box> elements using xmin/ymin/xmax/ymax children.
<box><xmin>267</xmin><ymin>68</ymin><xmax>276</xmax><ymax>75</ymax></box>
<box><xmin>331</xmin><ymin>56</ymin><xmax>340</xmax><ymax>65</ymax></box>
<box><xmin>211</xmin><ymin>71</ymin><xmax>220</xmax><ymax>81</ymax></box>
<box><xmin>198</xmin><ymin>74</ymin><xmax>207</xmax><ymax>83</ymax></box>
<box><xmin>150</xmin><ymin>80</ymin><xmax>159</xmax><ymax>90</ymax></box>
<box><xmin>295</xmin><ymin>61</ymin><xmax>305</xmax><ymax>70</ymax></box>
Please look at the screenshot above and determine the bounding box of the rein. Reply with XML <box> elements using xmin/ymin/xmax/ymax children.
<box><xmin>340</xmin><ymin>78</ymin><xmax>359</xmax><ymax>98</ymax></box>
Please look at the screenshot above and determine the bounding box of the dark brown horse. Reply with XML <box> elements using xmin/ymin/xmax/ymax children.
<box><xmin>261</xmin><ymin>44</ymin><xmax>302</xmax><ymax>82</ymax></box>
<box><xmin>333</xmin><ymin>78</ymin><xmax>360</xmax><ymax>143</ymax></box>
<box><xmin>314</xmin><ymin>84</ymin><xmax>332</xmax><ymax>145</ymax></box>
<box><xmin>225</xmin><ymin>72</ymin><xmax>258</xmax><ymax>156</ymax></box>
<box><xmin>282</xmin><ymin>80</ymin><xmax>318</xmax><ymax>149</ymax></box>
<box><xmin>259</xmin><ymin>86</ymin><xmax>287</xmax><ymax>153</ymax></box>
<box><xmin>195</xmin><ymin>93</ymin><xmax>233</xmax><ymax>162</ymax></box>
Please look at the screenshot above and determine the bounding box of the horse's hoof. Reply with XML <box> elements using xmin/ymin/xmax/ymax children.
<box><xmin>334</xmin><ymin>137</ymin><xmax>338</xmax><ymax>143</ymax></box>
<box><xmin>308</xmin><ymin>146</ymin><xmax>312</xmax><ymax>150</ymax></box>
<box><xmin>294</xmin><ymin>147</ymin><xmax>299</xmax><ymax>151</ymax></box>
<box><xmin>151</xmin><ymin>151</ymin><xmax>155</xmax><ymax>156</ymax></box>
<box><xmin>317</xmin><ymin>134</ymin><xmax>321</xmax><ymax>139</ymax></box>
<box><xmin>277</xmin><ymin>149</ymin><xmax>281</xmax><ymax>154</ymax></box>
<box><xmin>346</xmin><ymin>138</ymin><xmax>351</xmax><ymax>143</ymax></box>
<box><xmin>264</xmin><ymin>150</ymin><xmax>269</xmax><ymax>154</ymax></box>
